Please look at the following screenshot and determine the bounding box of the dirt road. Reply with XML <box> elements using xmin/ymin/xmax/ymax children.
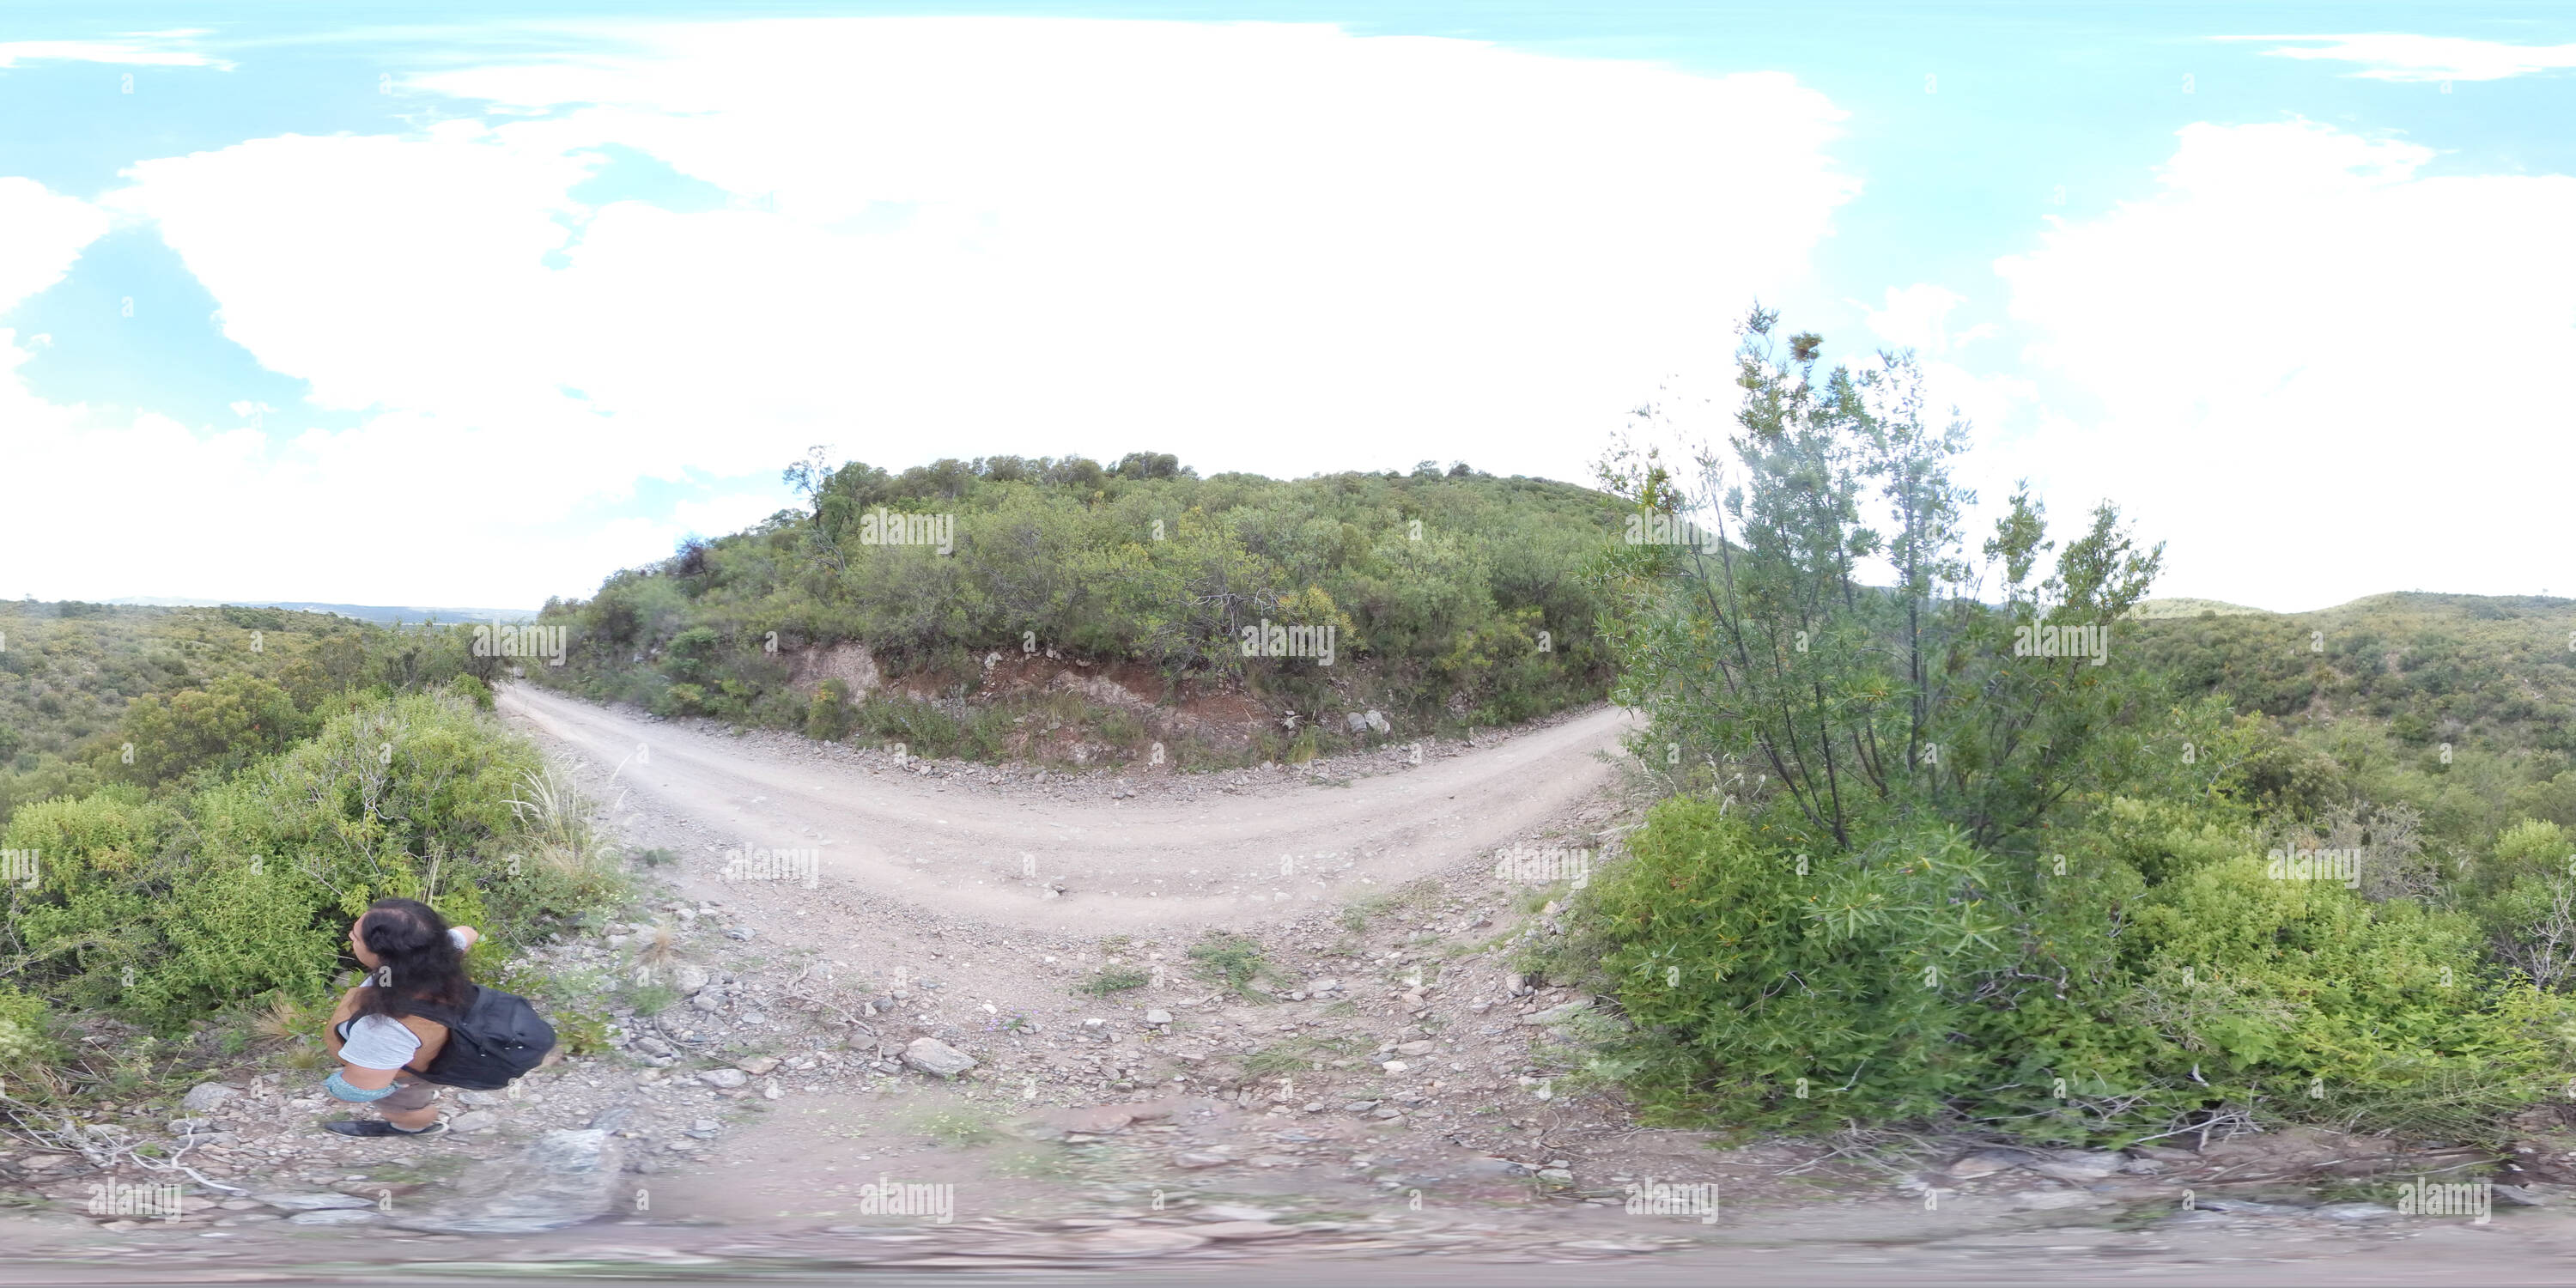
<box><xmin>497</xmin><ymin>684</ymin><xmax>1636</xmax><ymax>933</ymax></box>
<box><xmin>21</xmin><ymin>690</ymin><xmax>2572</xmax><ymax>1285</ymax></box>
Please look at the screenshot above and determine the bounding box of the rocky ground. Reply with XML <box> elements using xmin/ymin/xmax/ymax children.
<box><xmin>8</xmin><ymin>689</ymin><xmax>2576</xmax><ymax>1280</ymax></box>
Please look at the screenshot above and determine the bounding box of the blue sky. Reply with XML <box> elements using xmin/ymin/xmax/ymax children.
<box><xmin>3</xmin><ymin>3</ymin><xmax>2572</xmax><ymax>610</ymax></box>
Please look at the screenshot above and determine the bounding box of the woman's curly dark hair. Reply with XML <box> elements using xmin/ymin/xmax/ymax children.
<box><xmin>347</xmin><ymin>897</ymin><xmax>471</xmax><ymax>1020</ymax></box>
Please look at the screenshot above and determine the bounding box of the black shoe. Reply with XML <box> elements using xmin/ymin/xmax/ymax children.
<box><xmin>323</xmin><ymin>1120</ymin><xmax>447</xmax><ymax>1138</ymax></box>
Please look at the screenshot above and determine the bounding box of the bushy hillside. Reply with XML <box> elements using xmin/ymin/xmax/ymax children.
<box><xmin>529</xmin><ymin>454</ymin><xmax>1625</xmax><ymax>767</ymax></box>
<box><xmin>0</xmin><ymin>601</ymin><xmax>508</xmax><ymax>823</ymax></box>
<box><xmin>0</xmin><ymin>605</ymin><xmax>625</xmax><ymax>1101</ymax></box>
<box><xmin>2129</xmin><ymin>594</ymin><xmax>2576</xmax><ymax>741</ymax></box>
<box><xmin>1565</xmin><ymin>313</ymin><xmax>2576</xmax><ymax>1147</ymax></box>
<box><xmin>2124</xmin><ymin>593</ymin><xmax>2576</xmax><ymax>858</ymax></box>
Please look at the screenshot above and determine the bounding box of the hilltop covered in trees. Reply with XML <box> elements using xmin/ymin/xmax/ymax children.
<box><xmin>528</xmin><ymin>454</ymin><xmax>1625</xmax><ymax>765</ymax></box>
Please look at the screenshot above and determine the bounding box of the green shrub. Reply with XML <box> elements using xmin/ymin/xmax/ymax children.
<box><xmin>1076</xmin><ymin>968</ymin><xmax>1149</xmax><ymax>996</ymax></box>
<box><xmin>1582</xmin><ymin>799</ymin><xmax>2029</xmax><ymax>1132</ymax></box>
<box><xmin>100</xmin><ymin>673</ymin><xmax>314</xmax><ymax>788</ymax></box>
<box><xmin>0</xmin><ymin>987</ymin><xmax>57</xmax><ymax>1083</ymax></box>
<box><xmin>549</xmin><ymin>1003</ymin><xmax>613</xmax><ymax>1056</ymax></box>
<box><xmin>4</xmin><ymin>690</ymin><xmax>610</xmax><ymax>1030</ymax></box>
<box><xmin>489</xmin><ymin>765</ymin><xmax>633</xmax><ymax>930</ymax></box>
<box><xmin>1187</xmin><ymin>933</ymin><xmax>1281</xmax><ymax>999</ymax></box>
<box><xmin>1582</xmin><ymin>793</ymin><xmax>2569</xmax><ymax>1142</ymax></box>
<box><xmin>805</xmin><ymin>678</ymin><xmax>852</xmax><ymax>741</ymax></box>
<box><xmin>2464</xmin><ymin>819</ymin><xmax>2576</xmax><ymax>989</ymax></box>
<box><xmin>448</xmin><ymin>673</ymin><xmax>495</xmax><ymax>711</ymax></box>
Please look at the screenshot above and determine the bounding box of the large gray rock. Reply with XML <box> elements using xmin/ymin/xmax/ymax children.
<box><xmin>697</xmin><ymin>1068</ymin><xmax>749</xmax><ymax>1089</ymax></box>
<box><xmin>671</xmin><ymin>964</ymin><xmax>711</xmax><ymax>995</ymax></box>
<box><xmin>902</xmin><ymin>1037</ymin><xmax>977</xmax><ymax>1078</ymax></box>
<box><xmin>448</xmin><ymin>1111</ymin><xmax>501</xmax><ymax>1133</ymax></box>
<box><xmin>386</xmin><ymin>1128</ymin><xmax>626</xmax><ymax>1234</ymax></box>
<box><xmin>181</xmin><ymin>1084</ymin><xmax>240</xmax><ymax>1113</ymax></box>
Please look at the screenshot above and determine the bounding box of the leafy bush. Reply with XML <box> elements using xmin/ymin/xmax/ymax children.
<box><xmin>805</xmin><ymin>678</ymin><xmax>852</xmax><ymax>741</ymax></box>
<box><xmin>1577</xmin><ymin>311</ymin><xmax>2576</xmax><ymax>1144</ymax></box>
<box><xmin>448</xmin><ymin>673</ymin><xmax>495</xmax><ymax>711</ymax></box>
<box><xmin>1583</xmin><ymin>794</ymin><xmax>2566</xmax><ymax>1142</ymax></box>
<box><xmin>1076</xmin><ymin>968</ymin><xmax>1149</xmax><ymax>996</ymax></box>
<box><xmin>0</xmin><ymin>601</ymin><xmax>506</xmax><ymax>829</ymax></box>
<box><xmin>99</xmin><ymin>672</ymin><xmax>313</xmax><ymax>787</ymax></box>
<box><xmin>0</xmin><ymin>986</ymin><xmax>58</xmax><ymax>1084</ymax></box>
<box><xmin>1188</xmin><ymin>933</ymin><xmax>1281</xmax><ymax>999</ymax></box>
<box><xmin>4</xmin><ymin>690</ymin><xmax>616</xmax><ymax>1030</ymax></box>
<box><xmin>2466</xmin><ymin>819</ymin><xmax>2576</xmax><ymax>988</ymax></box>
<box><xmin>550</xmin><ymin>1004</ymin><xmax>613</xmax><ymax>1056</ymax></box>
<box><xmin>528</xmin><ymin>453</ymin><xmax>1624</xmax><ymax>753</ymax></box>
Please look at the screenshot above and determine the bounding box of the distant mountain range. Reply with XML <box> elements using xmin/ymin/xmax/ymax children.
<box><xmin>104</xmin><ymin>597</ymin><xmax>538</xmax><ymax>625</ymax></box>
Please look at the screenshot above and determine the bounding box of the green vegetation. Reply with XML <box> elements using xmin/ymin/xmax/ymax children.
<box><xmin>2123</xmin><ymin>595</ymin><xmax>2576</xmax><ymax>847</ymax></box>
<box><xmin>1075</xmin><ymin>967</ymin><xmax>1151</xmax><ymax>996</ymax></box>
<box><xmin>1570</xmin><ymin>310</ymin><xmax>2576</xmax><ymax>1145</ymax></box>
<box><xmin>527</xmin><ymin>454</ymin><xmax>1623</xmax><ymax>765</ymax></box>
<box><xmin>8</xmin><ymin>354</ymin><xmax>2572</xmax><ymax>1157</ymax></box>
<box><xmin>0</xmin><ymin>600</ymin><xmax>511</xmax><ymax>822</ymax></box>
<box><xmin>0</xmin><ymin>986</ymin><xmax>56</xmax><ymax>1090</ymax></box>
<box><xmin>1188</xmin><ymin>931</ymin><xmax>1285</xmax><ymax>999</ymax></box>
<box><xmin>0</xmin><ymin>602</ymin><xmax>625</xmax><ymax>1103</ymax></box>
<box><xmin>5</xmin><ymin>690</ymin><xmax>621</xmax><ymax>1029</ymax></box>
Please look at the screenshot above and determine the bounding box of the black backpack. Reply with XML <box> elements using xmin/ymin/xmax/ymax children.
<box><xmin>399</xmin><ymin>986</ymin><xmax>556</xmax><ymax>1091</ymax></box>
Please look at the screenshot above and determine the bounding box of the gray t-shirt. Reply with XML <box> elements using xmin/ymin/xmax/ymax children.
<box><xmin>336</xmin><ymin>927</ymin><xmax>471</xmax><ymax>1071</ymax></box>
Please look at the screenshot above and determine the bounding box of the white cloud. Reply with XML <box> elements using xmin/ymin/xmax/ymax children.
<box><xmin>1841</xmin><ymin>287</ymin><xmax>2029</xmax><ymax>507</ymax></box>
<box><xmin>1861</xmin><ymin>283</ymin><xmax>1965</xmax><ymax>353</ymax></box>
<box><xmin>0</xmin><ymin>36</ymin><xmax>227</xmax><ymax>70</ymax></box>
<box><xmin>1856</xmin><ymin>283</ymin><xmax>2004</xmax><ymax>356</ymax></box>
<box><xmin>1990</xmin><ymin>119</ymin><xmax>2576</xmax><ymax>610</ymax></box>
<box><xmin>14</xmin><ymin>17</ymin><xmax>1857</xmax><ymax>605</ymax></box>
<box><xmin>673</xmin><ymin>493</ymin><xmax>793</xmax><ymax>540</ymax></box>
<box><xmin>0</xmin><ymin>369</ymin><xmax>709</xmax><ymax>606</ymax></box>
<box><xmin>0</xmin><ymin>178</ymin><xmax>109</xmax><ymax>313</ymax></box>
<box><xmin>100</xmin><ymin>18</ymin><xmax>1855</xmax><ymax>486</ymax></box>
<box><xmin>2230</xmin><ymin>33</ymin><xmax>2576</xmax><ymax>82</ymax></box>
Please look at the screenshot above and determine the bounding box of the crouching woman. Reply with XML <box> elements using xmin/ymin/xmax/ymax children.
<box><xmin>320</xmin><ymin>896</ymin><xmax>480</xmax><ymax>1138</ymax></box>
